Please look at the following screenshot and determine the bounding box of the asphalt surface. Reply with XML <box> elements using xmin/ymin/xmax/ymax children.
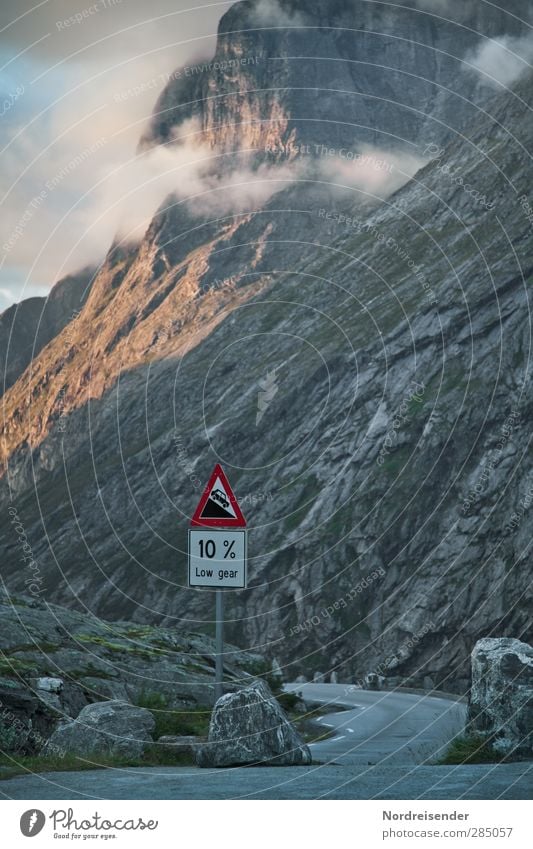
<box><xmin>288</xmin><ymin>682</ymin><xmax>468</xmax><ymax>765</ymax></box>
<box><xmin>1</xmin><ymin>763</ymin><xmax>531</xmax><ymax>800</ymax></box>
<box><xmin>1</xmin><ymin>685</ymin><xmax>531</xmax><ymax>800</ymax></box>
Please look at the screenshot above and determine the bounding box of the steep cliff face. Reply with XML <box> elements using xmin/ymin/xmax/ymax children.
<box><xmin>0</xmin><ymin>0</ymin><xmax>531</xmax><ymax>694</ymax></box>
<box><xmin>0</xmin><ymin>267</ymin><xmax>95</xmax><ymax>393</ymax></box>
<box><xmin>142</xmin><ymin>0</ymin><xmax>529</xmax><ymax>157</ymax></box>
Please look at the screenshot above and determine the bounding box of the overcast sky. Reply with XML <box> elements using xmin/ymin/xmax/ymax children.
<box><xmin>0</xmin><ymin>0</ymin><xmax>233</xmax><ymax>311</ymax></box>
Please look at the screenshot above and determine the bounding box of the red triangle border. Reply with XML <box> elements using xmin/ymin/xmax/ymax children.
<box><xmin>191</xmin><ymin>463</ymin><xmax>247</xmax><ymax>527</ymax></box>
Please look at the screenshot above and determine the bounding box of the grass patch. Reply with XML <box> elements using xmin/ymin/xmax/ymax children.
<box><xmin>438</xmin><ymin>735</ymin><xmax>501</xmax><ymax>765</ymax></box>
<box><xmin>2</xmin><ymin>642</ymin><xmax>60</xmax><ymax>654</ymax></box>
<box><xmin>275</xmin><ymin>691</ymin><xmax>301</xmax><ymax>713</ymax></box>
<box><xmin>0</xmin><ymin>657</ymin><xmax>38</xmax><ymax>676</ymax></box>
<box><xmin>75</xmin><ymin>634</ymin><xmax>168</xmax><ymax>659</ymax></box>
<box><xmin>0</xmin><ymin>747</ymin><xmax>194</xmax><ymax>781</ymax></box>
<box><xmin>134</xmin><ymin>691</ymin><xmax>211</xmax><ymax>738</ymax></box>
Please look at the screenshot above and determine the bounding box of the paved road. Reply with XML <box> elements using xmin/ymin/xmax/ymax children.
<box><xmin>286</xmin><ymin>683</ymin><xmax>468</xmax><ymax>766</ymax></box>
<box><xmin>1</xmin><ymin>763</ymin><xmax>531</xmax><ymax>800</ymax></box>
<box><xmin>1</xmin><ymin>685</ymin><xmax>530</xmax><ymax>800</ymax></box>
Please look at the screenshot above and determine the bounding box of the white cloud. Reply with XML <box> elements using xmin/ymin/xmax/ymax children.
<box><xmin>317</xmin><ymin>146</ymin><xmax>425</xmax><ymax>199</ymax></box>
<box><xmin>250</xmin><ymin>0</ymin><xmax>305</xmax><ymax>28</ymax></box>
<box><xmin>101</xmin><ymin>119</ymin><xmax>299</xmax><ymax>245</ymax></box>
<box><xmin>465</xmin><ymin>33</ymin><xmax>533</xmax><ymax>87</ymax></box>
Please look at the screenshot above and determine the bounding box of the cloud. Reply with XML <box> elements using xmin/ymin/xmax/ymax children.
<box><xmin>0</xmin><ymin>1</ymin><xmax>233</xmax><ymax>307</ymax></box>
<box><xmin>102</xmin><ymin>119</ymin><xmax>299</xmax><ymax>245</ymax></box>
<box><xmin>465</xmin><ymin>33</ymin><xmax>533</xmax><ymax>87</ymax></box>
<box><xmin>250</xmin><ymin>0</ymin><xmax>305</xmax><ymax>28</ymax></box>
<box><xmin>316</xmin><ymin>146</ymin><xmax>426</xmax><ymax>199</ymax></box>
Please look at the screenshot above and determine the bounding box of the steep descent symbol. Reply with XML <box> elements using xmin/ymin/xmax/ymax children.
<box><xmin>191</xmin><ymin>464</ymin><xmax>246</xmax><ymax>527</ymax></box>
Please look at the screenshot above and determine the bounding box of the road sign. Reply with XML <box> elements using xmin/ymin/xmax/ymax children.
<box><xmin>191</xmin><ymin>463</ymin><xmax>246</xmax><ymax>527</ymax></box>
<box><xmin>188</xmin><ymin>529</ymin><xmax>247</xmax><ymax>588</ymax></box>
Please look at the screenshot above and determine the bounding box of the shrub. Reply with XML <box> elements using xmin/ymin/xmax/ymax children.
<box><xmin>0</xmin><ymin>720</ymin><xmax>30</xmax><ymax>755</ymax></box>
<box><xmin>439</xmin><ymin>735</ymin><xmax>501</xmax><ymax>765</ymax></box>
<box><xmin>134</xmin><ymin>691</ymin><xmax>211</xmax><ymax>738</ymax></box>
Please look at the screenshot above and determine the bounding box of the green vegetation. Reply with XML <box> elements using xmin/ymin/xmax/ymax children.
<box><xmin>0</xmin><ymin>721</ymin><xmax>30</xmax><ymax>755</ymax></box>
<box><xmin>134</xmin><ymin>691</ymin><xmax>211</xmax><ymax>738</ymax></box>
<box><xmin>438</xmin><ymin>735</ymin><xmax>501</xmax><ymax>765</ymax></box>
<box><xmin>379</xmin><ymin>446</ymin><xmax>411</xmax><ymax>477</ymax></box>
<box><xmin>0</xmin><ymin>656</ymin><xmax>38</xmax><ymax>676</ymax></box>
<box><xmin>284</xmin><ymin>475</ymin><xmax>319</xmax><ymax>531</ymax></box>
<box><xmin>1</xmin><ymin>641</ymin><xmax>60</xmax><ymax>654</ymax></box>
<box><xmin>75</xmin><ymin>634</ymin><xmax>168</xmax><ymax>659</ymax></box>
<box><xmin>0</xmin><ymin>747</ymin><xmax>193</xmax><ymax>781</ymax></box>
<box><xmin>275</xmin><ymin>691</ymin><xmax>300</xmax><ymax>713</ymax></box>
<box><xmin>66</xmin><ymin>665</ymin><xmax>115</xmax><ymax>680</ymax></box>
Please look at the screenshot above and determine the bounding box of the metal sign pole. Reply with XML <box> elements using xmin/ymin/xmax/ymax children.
<box><xmin>215</xmin><ymin>589</ymin><xmax>224</xmax><ymax>702</ymax></box>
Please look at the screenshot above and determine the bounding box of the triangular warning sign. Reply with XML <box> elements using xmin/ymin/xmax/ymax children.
<box><xmin>191</xmin><ymin>464</ymin><xmax>246</xmax><ymax>527</ymax></box>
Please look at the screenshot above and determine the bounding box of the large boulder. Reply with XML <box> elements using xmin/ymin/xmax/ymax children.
<box><xmin>44</xmin><ymin>700</ymin><xmax>155</xmax><ymax>759</ymax></box>
<box><xmin>468</xmin><ymin>638</ymin><xmax>533</xmax><ymax>757</ymax></box>
<box><xmin>197</xmin><ymin>681</ymin><xmax>312</xmax><ymax>768</ymax></box>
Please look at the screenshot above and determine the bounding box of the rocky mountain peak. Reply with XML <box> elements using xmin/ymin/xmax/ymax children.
<box><xmin>142</xmin><ymin>0</ymin><xmax>531</xmax><ymax>159</ymax></box>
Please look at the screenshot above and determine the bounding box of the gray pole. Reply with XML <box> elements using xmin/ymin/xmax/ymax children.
<box><xmin>215</xmin><ymin>589</ymin><xmax>224</xmax><ymax>702</ymax></box>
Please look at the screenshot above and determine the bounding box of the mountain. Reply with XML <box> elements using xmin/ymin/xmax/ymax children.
<box><xmin>0</xmin><ymin>267</ymin><xmax>95</xmax><ymax>393</ymax></box>
<box><xmin>141</xmin><ymin>0</ymin><xmax>527</xmax><ymax>156</ymax></box>
<box><xmin>0</xmin><ymin>0</ymin><xmax>531</xmax><ymax>694</ymax></box>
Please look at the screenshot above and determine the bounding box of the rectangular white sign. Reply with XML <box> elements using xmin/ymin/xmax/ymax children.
<box><xmin>188</xmin><ymin>529</ymin><xmax>247</xmax><ymax>588</ymax></box>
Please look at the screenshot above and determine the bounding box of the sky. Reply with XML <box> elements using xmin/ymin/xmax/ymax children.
<box><xmin>0</xmin><ymin>0</ymin><xmax>233</xmax><ymax>311</ymax></box>
<box><xmin>1</xmin><ymin>0</ymin><xmax>531</xmax><ymax>313</ymax></box>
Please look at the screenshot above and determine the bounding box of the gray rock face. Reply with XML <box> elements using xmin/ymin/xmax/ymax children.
<box><xmin>0</xmin><ymin>591</ymin><xmax>268</xmax><ymax>714</ymax></box>
<box><xmin>45</xmin><ymin>700</ymin><xmax>155</xmax><ymax>759</ymax></box>
<box><xmin>142</xmin><ymin>0</ymin><xmax>530</xmax><ymax>156</ymax></box>
<box><xmin>468</xmin><ymin>638</ymin><xmax>533</xmax><ymax>757</ymax></box>
<box><xmin>0</xmin><ymin>679</ymin><xmax>59</xmax><ymax>755</ymax></box>
<box><xmin>197</xmin><ymin>681</ymin><xmax>311</xmax><ymax>767</ymax></box>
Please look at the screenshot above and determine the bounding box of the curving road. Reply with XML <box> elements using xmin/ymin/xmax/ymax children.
<box><xmin>1</xmin><ymin>685</ymin><xmax>530</xmax><ymax>799</ymax></box>
<box><xmin>285</xmin><ymin>682</ymin><xmax>468</xmax><ymax>766</ymax></box>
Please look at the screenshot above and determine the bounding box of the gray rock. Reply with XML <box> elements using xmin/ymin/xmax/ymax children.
<box><xmin>197</xmin><ymin>681</ymin><xmax>311</xmax><ymax>768</ymax></box>
<box><xmin>468</xmin><ymin>638</ymin><xmax>533</xmax><ymax>757</ymax></box>
<box><xmin>0</xmin><ymin>593</ymin><xmax>265</xmax><ymax>714</ymax></box>
<box><xmin>44</xmin><ymin>700</ymin><xmax>155</xmax><ymax>759</ymax></box>
<box><xmin>30</xmin><ymin>677</ymin><xmax>63</xmax><ymax>693</ymax></box>
<box><xmin>294</xmin><ymin>675</ymin><xmax>307</xmax><ymax>684</ymax></box>
<box><xmin>0</xmin><ymin>679</ymin><xmax>59</xmax><ymax>754</ymax></box>
<box><xmin>271</xmin><ymin>658</ymin><xmax>283</xmax><ymax>687</ymax></box>
<box><xmin>363</xmin><ymin>673</ymin><xmax>383</xmax><ymax>691</ymax></box>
